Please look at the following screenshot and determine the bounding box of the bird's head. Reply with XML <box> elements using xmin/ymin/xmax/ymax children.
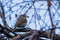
<box><xmin>20</xmin><ymin>14</ymin><xmax>29</xmax><ymax>18</ymax></box>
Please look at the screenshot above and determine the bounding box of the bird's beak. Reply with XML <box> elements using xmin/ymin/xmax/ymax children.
<box><xmin>25</xmin><ymin>15</ymin><xmax>29</xmax><ymax>18</ymax></box>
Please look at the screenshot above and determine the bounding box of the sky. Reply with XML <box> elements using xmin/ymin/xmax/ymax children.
<box><xmin>0</xmin><ymin>0</ymin><xmax>60</xmax><ymax>35</ymax></box>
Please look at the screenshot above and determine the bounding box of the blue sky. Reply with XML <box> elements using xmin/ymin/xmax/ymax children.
<box><xmin>0</xmin><ymin>0</ymin><xmax>60</xmax><ymax>35</ymax></box>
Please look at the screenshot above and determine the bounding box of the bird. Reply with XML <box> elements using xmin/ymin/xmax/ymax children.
<box><xmin>14</xmin><ymin>14</ymin><xmax>29</xmax><ymax>30</ymax></box>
